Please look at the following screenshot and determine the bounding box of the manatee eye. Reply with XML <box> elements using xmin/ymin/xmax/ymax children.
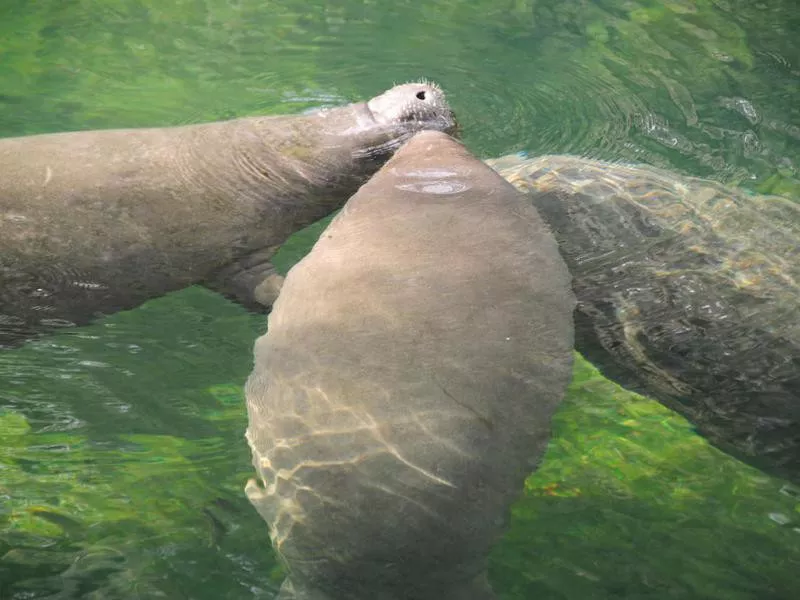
<box><xmin>416</xmin><ymin>90</ymin><xmax>427</xmax><ymax>101</ymax></box>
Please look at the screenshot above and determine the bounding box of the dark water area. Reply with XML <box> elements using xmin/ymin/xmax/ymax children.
<box><xmin>1</xmin><ymin>0</ymin><xmax>798</xmax><ymax>598</ymax></box>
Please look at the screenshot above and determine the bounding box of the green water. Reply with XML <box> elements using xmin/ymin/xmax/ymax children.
<box><xmin>1</xmin><ymin>0</ymin><xmax>798</xmax><ymax>598</ymax></box>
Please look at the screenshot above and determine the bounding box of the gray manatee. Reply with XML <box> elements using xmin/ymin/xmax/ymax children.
<box><xmin>489</xmin><ymin>153</ymin><xmax>800</xmax><ymax>484</ymax></box>
<box><xmin>0</xmin><ymin>82</ymin><xmax>456</xmax><ymax>348</ymax></box>
<box><xmin>244</xmin><ymin>131</ymin><xmax>576</xmax><ymax>600</ymax></box>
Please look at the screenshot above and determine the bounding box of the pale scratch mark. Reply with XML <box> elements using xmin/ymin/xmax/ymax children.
<box><xmin>370</xmin><ymin>429</ymin><xmax>457</xmax><ymax>489</ymax></box>
<box><xmin>411</xmin><ymin>411</ymin><xmax>472</xmax><ymax>459</ymax></box>
<box><xmin>363</xmin><ymin>481</ymin><xmax>442</xmax><ymax>519</ymax></box>
<box><xmin>43</xmin><ymin>166</ymin><xmax>53</xmax><ymax>186</ymax></box>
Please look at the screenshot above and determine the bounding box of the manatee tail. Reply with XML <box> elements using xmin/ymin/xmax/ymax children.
<box><xmin>276</xmin><ymin>573</ymin><xmax>497</xmax><ymax>600</ymax></box>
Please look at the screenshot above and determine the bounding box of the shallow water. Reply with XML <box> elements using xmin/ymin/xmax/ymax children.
<box><xmin>1</xmin><ymin>0</ymin><xmax>798</xmax><ymax>598</ymax></box>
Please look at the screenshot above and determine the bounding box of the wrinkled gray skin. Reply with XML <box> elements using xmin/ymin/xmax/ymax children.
<box><xmin>489</xmin><ymin>154</ymin><xmax>800</xmax><ymax>484</ymax></box>
<box><xmin>0</xmin><ymin>82</ymin><xmax>456</xmax><ymax>348</ymax></box>
<box><xmin>245</xmin><ymin>132</ymin><xmax>575</xmax><ymax>600</ymax></box>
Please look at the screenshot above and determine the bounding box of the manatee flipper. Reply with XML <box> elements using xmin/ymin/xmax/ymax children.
<box><xmin>204</xmin><ymin>248</ymin><xmax>285</xmax><ymax>311</ymax></box>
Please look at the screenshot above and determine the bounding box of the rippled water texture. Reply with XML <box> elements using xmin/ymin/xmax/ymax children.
<box><xmin>1</xmin><ymin>0</ymin><xmax>799</xmax><ymax>598</ymax></box>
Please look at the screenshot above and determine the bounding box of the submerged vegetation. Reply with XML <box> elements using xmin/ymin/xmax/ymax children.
<box><xmin>2</xmin><ymin>307</ymin><xmax>798</xmax><ymax>597</ymax></box>
<box><xmin>1</xmin><ymin>0</ymin><xmax>798</xmax><ymax>194</ymax></box>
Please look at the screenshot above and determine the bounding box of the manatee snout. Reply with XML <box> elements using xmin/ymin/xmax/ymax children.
<box><xmin>367</xmin><ymin>81</ymin><xmax>458</xmax><ymax>136</ymax></box>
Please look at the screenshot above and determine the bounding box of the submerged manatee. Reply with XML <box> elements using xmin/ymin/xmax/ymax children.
<box><xmin>489</xmin><ymin>153</ymin><xmax>800</xmax><ymax>483</ymax></box>
<box><xmin>245</xmin><ymin>131</ymin><xmax>575</xmax><ymax>600</ymax></box>
<box><xmin>0</xmin><ymin>82</ymin><xmax>456</xmax><ymax>348</ymax></box>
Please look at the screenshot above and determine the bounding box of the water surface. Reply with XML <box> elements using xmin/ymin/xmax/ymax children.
<box><xmin>1</xmin><ymin>1</ymin><xmax>799</xmax><ymax>598</ymax></box>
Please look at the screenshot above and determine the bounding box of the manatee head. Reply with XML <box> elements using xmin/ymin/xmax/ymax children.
<box><xmin>367</xmin><ymin>81</ymin><xmax>456</xmax><ymax>133</ymax></box>
<box><xmin>313</xmin><ymin>81</ymin><xmax>458</xmax><ymax>161</ymax></box>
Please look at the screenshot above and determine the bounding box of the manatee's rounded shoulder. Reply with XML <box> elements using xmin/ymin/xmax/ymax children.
<box><xmin>489</xmin><ymin>153</ymin><xmax>800</xmax><ymax>227</ymax></box>
<box><xmin>488</xmin><ymin>154</ymin><xmax>800</xmax><ymax>297</ymax></box>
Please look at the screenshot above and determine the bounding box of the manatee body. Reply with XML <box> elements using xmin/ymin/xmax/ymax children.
<box><xmin>245</xmin><ymin>131</ymin><xmax>575</xmax><ymax>600</ymax></box>
<box><xmin>489</xmin><ymin>153</ymin><xmax>800</xmax><ymax>483</ymax></box>
<box><xmin>0</xmin><ymin>82</ymin><xmax>456</xmax><ymax>348</ymax></box>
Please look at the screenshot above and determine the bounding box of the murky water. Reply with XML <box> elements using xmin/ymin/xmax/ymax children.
<box><xmin>1</xmin><ymin>0</ymin><xmax>798</xmax><ymax>598</ymax></box>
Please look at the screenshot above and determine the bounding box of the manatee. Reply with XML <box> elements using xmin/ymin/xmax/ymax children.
<box><xmin>244</xmin><ymin>131</ymin><xmax>575</xmax><ymax>600</ymax></box>
<box><xmin>0</xmin><ymin>82</ymin><xmax>456</xmax><ymax>348</ymax></box>
<box><xmin>489</xmin><ymin>153</ymin><xmax>800</xmax><ymax>483</ymax></box>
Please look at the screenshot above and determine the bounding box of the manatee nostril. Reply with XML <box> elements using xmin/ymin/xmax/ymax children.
<box><xmin>416</xmin><ymin>90</ymin><xmax>427</xmax><ymax>101</ymax></box>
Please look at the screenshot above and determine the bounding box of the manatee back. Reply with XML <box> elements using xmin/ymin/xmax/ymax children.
<box><xmin>491</xmin><ymin>154</ymin><xmax>800</xmax><ymax>483</ymax></box>
<box><xmin>245</xmin><ymin>132</ymin><xmax>575</xmax><ymax>599</ymax></box>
